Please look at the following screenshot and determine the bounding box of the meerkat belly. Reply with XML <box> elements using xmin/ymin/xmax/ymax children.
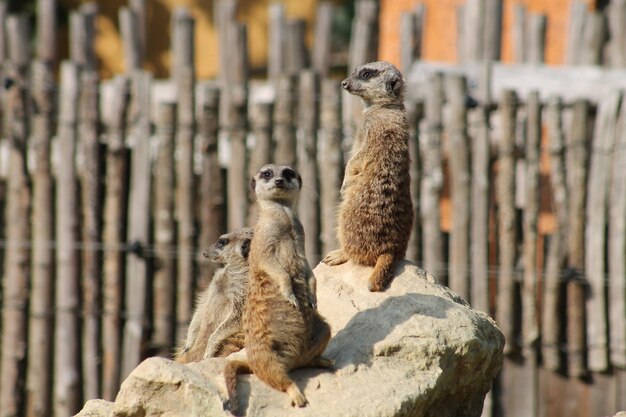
<box><xmin>244</xmin><ymin>271</ymin><xmax>311</xmax><ymax>364</ymax></box>
<box><xmin>340</xmin><ymin>161</ymin><xmax>412</xmax><ymax>264</ymax></box>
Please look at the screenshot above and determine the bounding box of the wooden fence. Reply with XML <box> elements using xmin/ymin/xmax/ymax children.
<box><xmin>0</xmin><ymin>1</ymin><xmax>624</xmax><ymax>417</ymax></box>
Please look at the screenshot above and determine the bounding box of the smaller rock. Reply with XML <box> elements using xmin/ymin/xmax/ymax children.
<box><xmin>75</xmin><ymin>399</ymin><xmax>113</xmax><ymax>417</ymax></box>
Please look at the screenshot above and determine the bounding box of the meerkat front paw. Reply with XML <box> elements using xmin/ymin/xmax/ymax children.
<box><xmin>307</xmin><ymin>292</ymin><xmax>317</xmax><ymax>309</ymax></box>
<box><xmin>322</xmin><ymin>249</ymin><xmax>348</xmax><ymax>266</ymax></box>
<box><xmin>203</xmin><ymin>341</ymin><xmax>220</xmax><ymax>359</ymax></box>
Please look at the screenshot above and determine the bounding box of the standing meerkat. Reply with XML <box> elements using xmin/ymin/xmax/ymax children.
<box><xmin>224</xmin><ymin>164</ymin><xmax>333</xmax><ymax>414</ymax></box>
<box><xmin>175</xmin><ymin>228</ymin><xmax>253</xmax><ymax>363</ymax></box>
<box><xmin>323</xmin><ymin>61</ymin><xmax>413</xmax><ymax>292</ymax></box>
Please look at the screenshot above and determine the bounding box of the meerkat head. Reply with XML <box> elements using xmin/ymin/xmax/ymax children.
<box><xmin>250</xmin><ymin>164</ymin><xmax>302</xmax><ymax>205</ymax></box>
<box><xmin>203</xmin><ymin>227</ymin><xmax>254</xmax><ymax>266</ymax></box>
<box><xmin>341</xmin><ymin>61</ymin><xmax>405</xmax><ymax>106</ymax></box>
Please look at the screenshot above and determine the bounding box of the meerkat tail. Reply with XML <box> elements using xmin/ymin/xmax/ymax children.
<box><xmin>224</xmin><ymin>360</ymin><xmax>251</xmax><ymax>414</ymax></box>
<box><xmin>367</xmin><ymin>253</ymin><xmax>397</xmax><ymax>292</ymax></box>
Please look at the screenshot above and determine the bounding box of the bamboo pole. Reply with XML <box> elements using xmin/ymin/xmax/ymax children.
<box><xmin>543</xmin><ymin>96</ymin><xmax>567</xmax><ymax>371</ymax></box>
<box><xmin>318</xmin><ymin>79</ymin><xmax>343</xmax><ymax>256</ymax></box>
<box><xmin>121</xmin><ymin>72</ymin><xmax>152</xmax><ymax>380</ymax></box>
<box><xmin>419</xmin><ymin>73</ymin><xmax>444</xmax><ymax>279</ymax></box>
<box><xmin>297</xmin><ymin>70</ymin><xmax>321</xmax><ymax>265</ymax></box>
<box><xmin>496</xmin><ymin>89</ymin><xmax>519</xmax><ymax>356</ymax></box>
<box><xmin>566</xmin><ymin>99</ymin><xmax>591</xmax><ymax>378</ymax></box>
<box><xmin>469</xmin><ymin>106</ymin><xmax>490</xmax><ymax>313</ymax></box>
<box><xmin>445</xmin><ymin>74</ymin><xmax>470</xmax><ymax>301</ymax></box>
<box><xmin>224</xmin><ymin>22</ymin><xmax>249</xmax><ymax>232</ymax></box>
<box><xmin>153</xmin><ymin>101</ymin><xmax>177</xmax><ymax>355</ymax></box>
<box><xmin>172</xmin><ymin>8</ymin><xmax>197</xmax><ymax>342</ymax></box>
<box><xmin>273</xmin><ymin>74</ymin><xmax>297</xmax><ymax>167</ymax></box>
<box><xmin>26</xmin><ymin>59</ymin><xmax>55</xmax><ymax>417</ymax></box>
<box><xmin>101</xmin><ymin>76</ymin><xmax>131</xmax><ymax>401</ymax></box>
<box><xmin>54</xmin><ymin>60</ymin><xmax>82</xmax><ymax>417</ymax></box>
<box><xmin>78</xmin><ymin>68</ymin><xmax>102</xmax><ymax>401</ymax></box>
<box><xmin>198</xmin><ymin>85</ymin><xmax>224</xmax><ymax>285</ymax></box>
<box><xmin>585</xmin><ymin>91</ymin><xmax>620</xmax><ymax>372</ymax></box>
<box><xmin>0</xmin><ymin>16</ymin><xmax>31</xmax><ymax>417</ymax></box>
<box><xmin>522</xmin><ymin>91</ymin><xmax>541</xmax><ymax>354</ymax></box>
<box><xmin>248</xmin><ymin>100</ymin><xmax>273</xmax><ymax>225</ymax></box>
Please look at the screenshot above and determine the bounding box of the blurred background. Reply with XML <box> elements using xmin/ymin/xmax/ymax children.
<box><xmin>0</xmin><ymin>1</ymin><xmax>625</xmax><ymax>417</ymax></box>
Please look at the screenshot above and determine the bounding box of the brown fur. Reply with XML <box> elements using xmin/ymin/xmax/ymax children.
<box><xmin>323</xmin><ymin>61</ymin><xmax>413</xmax><ymax>292</ymax></box>
<box><xmin>175</xmin><ymin>228</ymin><xmax>253</xmax><ymax>363</ymax></box>
<box><xmin>224</xmin><ymin>165</ymin><xmax>333</xmax><ymax>414</ymax></box>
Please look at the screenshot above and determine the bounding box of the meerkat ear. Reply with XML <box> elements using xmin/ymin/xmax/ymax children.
<box><xmin>249</xmin><ymin>178</ymin><xmax>256</xmax><ymax>195</ymax></box>
<box><xmin>240</xmin><ymin>239</ymin><xmax>251</xmax><ymax>258</ymax></box>
<box><xmin>387</xmin><ymin>73</ymin><xmax>402</xmax><ymax>95</ymax></box>
<box><xmin>298</xmin><ymin>174</ymin><xmax>302</xmax><ymax>189</ymax></box>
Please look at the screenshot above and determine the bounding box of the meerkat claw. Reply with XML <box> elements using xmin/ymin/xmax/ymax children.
<box><xmin>322</xmin><ymin>249</ymin><xmax>348</xmax><ymax>266</ymax></box>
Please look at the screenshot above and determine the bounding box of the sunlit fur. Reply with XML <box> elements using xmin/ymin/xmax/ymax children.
<box><xmin>324</xmin><ymin>61</ymin><xmax>413</xmax><ymax>292</ymax></box>
<box><xmin>175</xmin><ymin>228</ymin><xmax>253</xmax><ymax>363</ymax></box>
<box><xmin>224</xmin><ymin>165</ymin><xmax>333</xmax><ymax>414</ymax></box>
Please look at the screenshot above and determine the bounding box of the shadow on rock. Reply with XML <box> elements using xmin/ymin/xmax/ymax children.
<box><xmin>326</xmin><ymin>293</ymin><xmax>454</xmax><ymax>367</ymax></box>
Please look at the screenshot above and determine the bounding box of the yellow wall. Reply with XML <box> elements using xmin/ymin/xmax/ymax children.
<box><xmin>61</xmin><ymin>0</ymin><xmax>318</xmax><ymax>79</ymax></box>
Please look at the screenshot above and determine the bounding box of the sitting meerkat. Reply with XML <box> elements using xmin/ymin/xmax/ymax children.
<box><xmin>175</xmin><ymin>228</ymin><xmax>253</xmax><ymax>363</ymax></box>
<box><xmin>323</xmin><ymin>61</ymin><xmax>413</xmax><ymax>292</ymax></box>
<box><xmin>224</xmin><ymin>164</ymin><xmax>333</xmax><ymax>414</ymax></box>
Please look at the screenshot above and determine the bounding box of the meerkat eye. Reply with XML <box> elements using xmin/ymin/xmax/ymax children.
<box><xmin>360</xmin><ymin>69</ymin><xmax>376</xmax><ymax>79</ymax></box>
<box><xmin>217</xmin><ymin>238</ymin><xmax>228</xmax><ymax>248</ymax></box>
<box><xmin>283</xmin><ymin>168</ymin><xmax>295</xmax><ymax>182</ymax></box>
<box><xmin>261</xmin><ymin>170</ymin><xmax>273</xmax><ymax>180</ymax></box>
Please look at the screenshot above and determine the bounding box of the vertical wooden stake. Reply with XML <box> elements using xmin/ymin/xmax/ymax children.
<box><xmin>248</xmin><ymin>100</ymin><xmax>273</xmax><ymax>225</ymax></box>
<box><xmin>273</xmin><ymin>74</ymin><xmax>297</xmax><ymax>167</ymax></box>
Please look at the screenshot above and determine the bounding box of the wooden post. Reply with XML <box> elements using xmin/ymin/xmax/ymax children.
<box><xmin>101</xmin><ymin>76</ymin><xmax>131</xmax><ymax>401</ymax></box>
<box><xmin>609</xmin><ymin>99</ymin><xmax>626</xmax><ymax>367</ymax></box>
<box><xmin>54</xmin><ymin>60</ymin><xmax>81</xmax><ymax>417</ymax></box>
<box><xmin>565</xmin><ymin>1</ymin><xmax>587</xmax><ymax>65</ymax></box>
<box><xmin>313</xmin><ymin>2</ymin><xmax>333</xmax><ymax>77</ymax></box>
<box><xmin>496</xmin><ymin>89</ymin><xmax>519</xmax><ymax>355</ymax></box>
<box><xmin>522</xmin><ymin>91</ymin><xmax>541</xmax><ymax>353</ymax></box>
<box><xmin>445</xmin><ymin>74</ymin><xmax>470</xmax><ymax>301</ymax></box>
<box><xmin>318</xmin><ymin>79</ymin><xmax>343</xmax><ymax>256</ymax></box>
<box><xmin>268</xmin><ymin>3</ymin><xmax>286</xmax><ymax>79</ymax></box>
<box><xmin>469</xmin><ymin>107</ymin><xmax>490</xmax><ymax>313</ymax></box>
<box><xmin>580</xmin><ymin>10</ymin><xmax>607</xmax><ymax>66</ymax></box>
<box><xmin>566</xmin><ymin>99</ymin><xmax>591</xmax><ymax>378</ymax></box>
<box><xmin>400</xmin><ymin>5</ymin><xmax>426</xmax><ymax>72</ymax></box>
<box><xmin>0</xmin><ymin>15</ymin><xmax>31</xmax><ymax>417</ymax></box>
<box><xmin>152</xmin><ymin>101</ymin><xmax>177</xmax><ymax>356</ymax></box>
<box><xmin>419</xmin><ymin>73</ymin><xmax>444</xmax><ymax>279</ymax></box>
<box><xmin>543</xmin><ymin>96</ymin><xmax>567</xmax><ymax>371</ymax></box>
<box><xmin>585</xmin><ymin>91</ymin><xmax>620</xmax><ymax>372</ymax></box>
<box><xmin>27</xmin><ymin>59</ymin><xmax>55</xmax><ymax>417</ymax></box>
<box><xmin>512</xmin><ymin>4</ymin><xmax>527</xmax><ymax>63</ymax></box>
<box><xmin>119</xmin><ymin>7</ymin><xmax>142</xmax><ymax>72</ymax></box>
<box><xmin>121</xmin><ymin>72</ymin><xmax>152</xmax><ymax>380</ymax></box>
<box><xmin>223</xmin><ymin>23</ymin><xmax>249</xmax><ymax>232</ymax></box>
<box><xmin>0</xmin><ymin>3</ymin><xmax>6</xmax><ymax>64</ymax></box>
<box><xmin>286</xmin><ymin>19</ymin><xmax>307</xmax><ymax>76</ymax></box>
<box><xmin>248</xmin><ymin>100</ymin><xmax>273</xmax><ymax>225</ymax></box>
<box><xmin>198</xmin><ymin>85</ymin><xmax>224</xmax><ymax>284</ymax></box>
<box><xmin>483</xmin><ymin>0</ymin><xmax>503</xmax><ymax>61</ymax></box>
<box><xmin>297</xmin><ymin>70</ymin><xmax>320</xmax><ymax>265</ymax></box>
<box><xmin>172</xmin><ymin>8</ymin><xmax>197</xmax><ymax>341</ymax></box>
<box><xmin>608</xmin><ymin>0</ymin><xmax>626</xmax><ymax>68</ymax></box>
<box><xmin>129</xmin><ymin>0</ymin><xmax>146</xmax><ymax>66</ymax></box>
<box><xmin>526</xmin><ymin>14</ymin><xmax>547</xmax><ymax>65</ymax></box>
<box><xmin>69</xmin><ymin>7</ymin><xmax>97</xmax><ymax>71</ymax></box>
<box><xmin>462</xmin><ymin>0</ymin><xmax>485</xmax><ymax>62</ymax></box>
<box><xmin>273</xmin><ymin>74</ymin><xmax>297</xmax><ymax>167</ymax></box>
<box><xmin>36</xmin><ymin>0</ymin><xmax>56</xmax><ymax>64</ymax></box>
<box><xmin>78</xmin><ymin>69</ymin><xmax>102</xmax><ymax>401</ymax></box>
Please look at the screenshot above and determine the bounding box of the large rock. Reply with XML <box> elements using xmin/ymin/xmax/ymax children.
<box><xmin>76</xmin><ymin>260</ymin><xmax>504</xmax><ymax>417</ymax></box>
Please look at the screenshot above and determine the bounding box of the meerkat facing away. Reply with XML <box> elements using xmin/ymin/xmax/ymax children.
<box><xmin>224</xmin><ymin>165</ymin><xmax>333</xmax><ymax>414</ymax></box>
<box><xmin>323</xmin><ymin>61</ymin><xmax>413</xmax><ymax>292</ymax></box>
<box><xmin>175</xmin><ymin>228</ymin><xmax>253</xmax><ymax>363</ymax></box>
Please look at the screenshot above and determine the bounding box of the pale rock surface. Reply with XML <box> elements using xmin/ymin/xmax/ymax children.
<box><xmin>76</xmin><ymin>260</ymin><xmax>504</xmax><ymax>417</ymax></box>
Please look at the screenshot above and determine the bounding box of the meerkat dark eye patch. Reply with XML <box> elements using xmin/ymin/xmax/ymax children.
<box><xmin>240</xmin><ymin>239</ymin><xmax>251</xmax><ymax>258</ymax></box>
<box><xmin>261</xmin><ymin>170</ymin><xmax>273</xmax><ymax>180</ymax></box>
<box><xmin>282</xmin><ymin>168</ymin><xmax>295</xmax><ymax>182</ymax></box>
<box><xmin>217</xmin><ymin>238</ymin><xmax>228</xmax><ymax>248</ymax></box>
<box><xmin>359</xmin><ymin>68</ymin><xmax>378</xmax><ymax>79</ymax></box>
